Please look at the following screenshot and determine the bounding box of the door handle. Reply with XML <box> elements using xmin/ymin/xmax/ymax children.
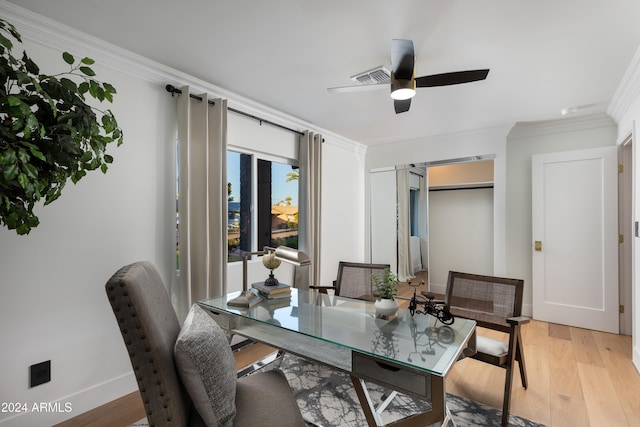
<box><xmin>534</xmin><ymin>241</ymin><xmax>542</xmax><ymax>251</ymax></box>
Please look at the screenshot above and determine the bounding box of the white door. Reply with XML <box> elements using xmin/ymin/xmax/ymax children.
<box><xmin>370</xmin><ymin>168</ymin><xmax>397</xmax><ymax>274</ymax></box>
<box><xmin>532</xmin><ymin>147</ymin><xmax>619</xmax><ymax>333</ymax></box>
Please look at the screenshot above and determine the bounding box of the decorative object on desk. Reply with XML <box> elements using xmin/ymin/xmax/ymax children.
<box><xmin>374</xmin><ymin>298</ymin><xmax>400</xmax><ymax>318</ymax></box>
<box><xmin>262</xmin><ymin>251</ymin><xmax>282</xmax><ymax>285</ymax></box>
<box><xmin>408</xmin><ymin>280</ymin><xmax>455</xmax><ymax>325</ymax></box>
<box><xmin>371</xmin><ymin>267</ymin><xmax>399</xmax><ymax>318</ymax></box>
<box><xmin>252</xmin><ymin>281</ymin><xmax>291</xmax><ymax>295</ymax></box>
<box><xmin>228</xmin><ymin>246</ymin><xmax>310</xmax><ymax>307</ymax></box>
<box><xmin>253</xmin><ymin>281</ymin><xmax>292</xmax><ymax>301</ymax></box>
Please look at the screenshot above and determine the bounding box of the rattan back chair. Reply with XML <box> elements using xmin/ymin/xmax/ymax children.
<box><xmin>445</xmin><ymin>271</ymin><xmax>529</xmax><ymax>427</ymax></box>
<box><xmin>311</xmin><ymin>261</ymin><xmax>390</xmax><ymax>301</ymax></box>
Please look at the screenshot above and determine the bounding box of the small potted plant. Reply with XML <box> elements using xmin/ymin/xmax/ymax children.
<box><xmin>371</xmin><ymin>268</ymin><xmax>399</xmax><ymax>317</ymax></box>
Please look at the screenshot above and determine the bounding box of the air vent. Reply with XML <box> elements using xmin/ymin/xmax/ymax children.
<box><xmin>350</xmin><ymin>65</ymin><xmax>391</xmax><ymax>85</ymax></box>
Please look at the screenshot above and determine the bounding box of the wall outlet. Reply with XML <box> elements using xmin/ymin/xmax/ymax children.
<box><xmin>29</xmin><ymin>360</ymin><xmax>51</xmax><ymax>388</ymax></box>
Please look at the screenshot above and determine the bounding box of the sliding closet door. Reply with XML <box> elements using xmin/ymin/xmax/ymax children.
<box><xmin>370</xmin><ymin>169</ymin><xmax>397</xmax><ymax>274</ymax></box>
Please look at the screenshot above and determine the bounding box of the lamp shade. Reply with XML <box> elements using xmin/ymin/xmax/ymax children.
<box><xmin>274</xmin><ymin>246</ymin><xmax>311</xmax><ymax>266</ymax></box>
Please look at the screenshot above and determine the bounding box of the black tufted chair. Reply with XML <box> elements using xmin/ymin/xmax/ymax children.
<box><xmin>105</xmin><ymin>261</ymin><xmax>305</xmax><ymax>427</ymax></box>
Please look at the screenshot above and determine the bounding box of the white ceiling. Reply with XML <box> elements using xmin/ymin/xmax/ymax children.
<box><xmin>7</xmin><ymin>0</ymin><xmax>640</xmax><ymax>146</ymax></box>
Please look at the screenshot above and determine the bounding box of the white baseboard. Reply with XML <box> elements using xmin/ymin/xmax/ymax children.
<box><xmin>0</xmin><ymin>372</ymin><xmax>137</xmax><ymax>427</ymax></box>
<box><xmin>430</xmin><ymin>283</ymin><xmax>447</xmax><ymax>295</ymax></box>
<box><xmin>634</xmin><ymin>345</ymin><xmax>640</xmax><ymax>374</ymax></box>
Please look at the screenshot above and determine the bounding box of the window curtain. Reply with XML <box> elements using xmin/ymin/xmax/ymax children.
<box><xmin>396</xmin><ymin>166</ymin><xmax>413</xmax><ymax>282</ymax></box>
<box><xmin>418</xmin><ymin>172</ymin><xmax>428</xmax><ymax>272</ymax></box>
<box><xmin>297</xmin><ymin>131</ymin><xmax>322</xmax><ymax>288</ymax></box>
<box><xmin>173</xmin><ymin>86</ymin><xmax>228</xmax><ymax>322</ymax></box>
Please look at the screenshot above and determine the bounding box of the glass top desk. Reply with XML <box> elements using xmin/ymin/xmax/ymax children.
<box><xmin>199</xmin><ymin>288</ymin><xmax>476</xmax><ymax>427</ymax></box>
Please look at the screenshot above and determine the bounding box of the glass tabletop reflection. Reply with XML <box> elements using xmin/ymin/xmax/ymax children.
<box><xmin>198</xmin><ymin>288</ymin><xmax>475</xmax><ymax>377</ymax></box>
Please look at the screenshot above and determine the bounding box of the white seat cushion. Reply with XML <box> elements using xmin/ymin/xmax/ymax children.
<box><xmin>476</xmin><ymin>335</ymin><xmax>508</xmax><ymax>357</ymax></box>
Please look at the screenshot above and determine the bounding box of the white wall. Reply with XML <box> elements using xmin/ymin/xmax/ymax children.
<box><xmin>0</xmin><ymin>42</ymin><xmax>177</xmax><ymax>426</ymax></box>
<box><xmin>613</xmin><ymin>47</ymin><xmax>640</xmax><ymax>370</ymax></box>
<box><xmin>428</xmin><ymin>188</ymin><xmax>494</xmax><ymax>293</ymax></box>
<box><xmin>0</xmin><ymin>8</ymin><xmax>366</xmax><ymax>426</ymax></box>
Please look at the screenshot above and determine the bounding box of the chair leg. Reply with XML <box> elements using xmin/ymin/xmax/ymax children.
<box><xmin>502</xmin><ymin>363</ymin><xmax>514</xmax><ymax>427</ymax></box>
<box><xmin>441</xmin><ymin>403</ymin><xmax>457</xmax><ymax>427</ymax></box>
<box><xmin>515</xmin><ymin>332</ymin><xmax>528</xmax><ymax>389</ymax></box>
<box><xmin>502</xmin><ymin>327</ymin><xmax>521</xmax><ymax>427</ymax></box>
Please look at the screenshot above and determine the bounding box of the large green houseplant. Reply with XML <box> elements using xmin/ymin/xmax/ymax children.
<box><xmin>0</xmin><ymin>18</ymin><xmax>123</xmax><ymax>234</ymax></box>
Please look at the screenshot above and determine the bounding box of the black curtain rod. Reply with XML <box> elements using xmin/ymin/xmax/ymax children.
<box><xmin>165</xmin><ymin>85</ymin><xmax>305</xmax><ymax>137</ymax></box>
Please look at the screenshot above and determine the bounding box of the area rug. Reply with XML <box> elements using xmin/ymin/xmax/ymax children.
<box><xmin>130</xmin><ymin>353</ymin><xmax>546</xmax><ymax>427</ymax></box>
<box><xmin>265</xmin><ymin>353</ymin><xmax>546</xmax><ymax>427</ymax></box>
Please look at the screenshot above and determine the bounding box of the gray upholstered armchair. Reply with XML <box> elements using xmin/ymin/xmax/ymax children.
<box><xmin>105</xmin><ymin>261</ymin><xmax>305</xmax><ymax>427</ymax></box>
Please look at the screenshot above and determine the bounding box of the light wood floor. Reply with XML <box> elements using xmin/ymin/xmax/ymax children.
<box><xmin>57</xmin><ymin>280</ymin><xmax>640</xmax><ymax>427</ymax></box>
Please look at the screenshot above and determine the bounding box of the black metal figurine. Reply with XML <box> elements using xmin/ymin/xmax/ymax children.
<box><xmin>407</xmin><ymin>280</ymin><xmax>455</xmax><ymax>325</ymax></box>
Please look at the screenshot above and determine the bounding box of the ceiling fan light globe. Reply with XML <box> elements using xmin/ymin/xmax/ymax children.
<box><xmin>390</xmin><ymin>76</ymin><xmax>416</xmax><ymax>100</ymax></box>
<box><xmin>391</xmin><ymin>87</ymin><xmax>416</xmax><ymax>100</ymax></box>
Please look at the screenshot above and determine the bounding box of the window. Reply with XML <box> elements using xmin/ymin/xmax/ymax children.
<box><xmin>227</xmin><ymin>150</ymin><xmax>299</xmax><ymax>262</ymax></box>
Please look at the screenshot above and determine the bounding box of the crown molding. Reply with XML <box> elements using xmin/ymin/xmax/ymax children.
<box><xmin>371</xmin><ymin>122</ymin><xmax>514</xmax><ymax>149</ymax></box>
<box><xmin>507</xmin><ymin>113</ymin><xmax>616</xmax><ymax>140</ymax></box>
<box><xmin>0</xmin><ymin>1</ymin><xmax>366</xmax><ymax>155</ymax></box>
<box><xmin>608</xmin><ymin>45</ymin><xmax>640</xmax><ymax>123</ymax></box>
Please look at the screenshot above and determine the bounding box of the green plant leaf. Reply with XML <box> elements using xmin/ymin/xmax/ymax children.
<box><xmin>60</xmin><ymin>77</ymin><xmax>78</xmax><ymax>93</ymax></box>
<box><xmin>78</xmin><ymin>81</ymin><xmax>89</xmax><ymax>94</ymax></box>
<box><xmin>17</xmin><ymin>148</ymin><xmax>29</xmax><ymax>164</ymax></box>
<box><xmin>3</xmin><ymin>163</ymin><xmax>18</xmax><ymax>181</ymax></box>
<box><xmin>0</xmin><ymin>33</ymin><xmax>13</xmax><ymax>50</ymax></box>
<box><xmin>29</xmin><ymin>148</ymin><xmax>46</xmax><ymax>162</ymax></box>
<box><xmin>81</xmin><ymin>57</ymin><xmax>95</xmax><ymax>65</ymax></box>
<box><xmin>23</xmin><ymin>163</ymin><xmax>38</xmax><ymax>179</ymax></box>
<box><xmin>17</xmin><ymin>172</ymin><xmax>29</xmax><ymax>189</ymax></box>
<box><xmin>103</xmin><ymin>82</ymin><xmax>116</xmax><ymax>94</ymax></box>
<box><xmin>79</xmin><ymin>66</ymin><xmax>96</xmax><ymax>77</ymax></box>
<box><xmin>62</xmin><ymin>51</ymin><xmax>74</xmax><ymax>65</ymax></box>
<box><xmin>23</xmin><ymin>52</ymin><xmax>39</xmax><ymax>75</ymax></box>
<box><xmin>7</xmin><ymin>95</ymin><xmax>21</xmax><ymax>106</ymax></box>
<box><xmin>16</xmin><ymin>224</ymin><xmax>31</xmax><ymax>235</ymax></box>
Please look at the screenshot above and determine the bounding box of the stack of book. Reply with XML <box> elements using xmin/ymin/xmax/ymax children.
<box><xmin>251</xmin><ymin>281</ymin><xmax>291</xmax><ymax>300</ymax></box>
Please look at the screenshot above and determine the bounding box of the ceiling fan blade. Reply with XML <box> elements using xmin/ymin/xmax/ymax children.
<box><xmin>394</xmin><ymin>98</ymin><xmax>411</xmax><ymax>114</ymax></box>
<box><xmin>415</xmin><ymin>69</ymin><xmax>489</xmax><ymax>87</ymax></box>
<box><xmin>391</xmin><ymin>39</ymin><xmax>415</xmax><ymax>79</ymax></box>
<box><xmin>327</xmin><ymin>83</ymin><xmax>389</xmax><ymax>93</ymax></box>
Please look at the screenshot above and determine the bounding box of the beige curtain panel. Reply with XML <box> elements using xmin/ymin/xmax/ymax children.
<box><xmin>298</xmin><ymin>131</ymin><xmax>322</xmax><ymax>288</ymax></box>
<box><xmin>396</xmin><ymin>166</ymin><xmax>414</xmax><ymax>282</ymax></box>
<box><xmin>173</xmin><ymin>86</ymin><xmax>228</xmax><ymax>322</ymax></box>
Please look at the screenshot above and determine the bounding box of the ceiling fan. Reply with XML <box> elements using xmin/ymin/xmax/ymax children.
<box><xmin>328</xmin><ymin>39</ymin><xmax>490</xmax><ymax>114</ymax></box>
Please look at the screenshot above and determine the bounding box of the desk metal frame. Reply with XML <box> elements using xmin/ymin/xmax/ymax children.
<box><xmin>199</xmin><ymin>289</ymin><xmax>476</xmax><ymax>427</ymax></box>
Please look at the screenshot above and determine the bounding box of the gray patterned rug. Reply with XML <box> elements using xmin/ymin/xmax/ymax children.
<box><xmin>131</xmin><ymin>353</ymin><xmax>547</xmax><ymax>427</ymax></box>
<box><xmin>268</xmin><ymin>353</ymin><xmax>546</xmax><ymax>427</ymax></box>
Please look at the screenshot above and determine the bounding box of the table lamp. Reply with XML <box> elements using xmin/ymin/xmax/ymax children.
<box><xmin>227</xmin><ymin>246</ymin><xmax>311</xmax><ymax>307</ymax></box>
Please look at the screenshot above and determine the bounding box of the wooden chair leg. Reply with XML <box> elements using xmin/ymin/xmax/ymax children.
<box><xmin>515</xmin><ymin>332</ymin><xmax>528</xmax><ymax>389</ymax></box>
<box><xmin>502</xmin><ymin>362</ymin><xmax>514</xmax><ymax>427</ymax></box>
<box><xmin>502</xmin><ymin>326</ymin><xmax>520</xmax><ymax>427</ymax></box>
